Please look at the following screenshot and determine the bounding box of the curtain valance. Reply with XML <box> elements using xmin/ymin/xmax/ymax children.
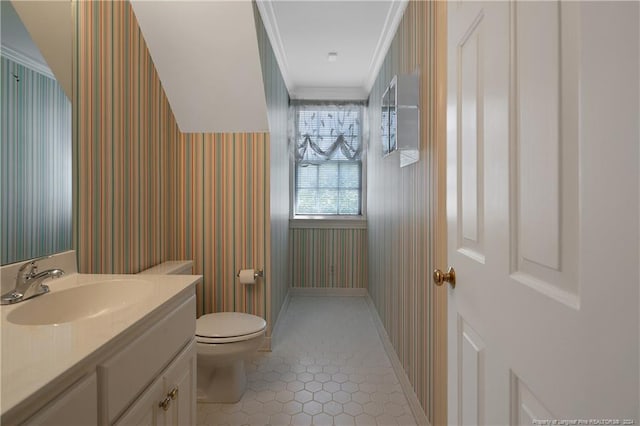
<box><xmin>290</xmin><ymin>102</ymin><xmax>365</xmax><ymax>165</ymax></box>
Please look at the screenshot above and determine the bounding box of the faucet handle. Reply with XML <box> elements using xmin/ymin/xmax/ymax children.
<box><xmin>17</xmin><ymin>255</ymin><xmax>52</xmax><ymax>276</ymax></box>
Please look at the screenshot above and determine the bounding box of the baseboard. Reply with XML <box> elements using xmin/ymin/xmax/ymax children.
<box><xmin>259</xmin><ymin>337</ymin><xmax>271</xmax><ymax>352</ymax></box>
<box><xmin>273</xmin><ymin>289</ymin><xmax>292</xmax><ymax>339</ymax></box>
<box><xmin>259</xmin><ymin>289</ymin><xmax>292</xmax><ymax>352</ymax></box>
<box><xmin>289</xmin><ymin>287</ymin><xmax>368</xmax><ymax>297</ymax></box>
<box><xmin>364</xmin><ymin>295</ymin><xmax>430</xmax><ymax>426</ymax></box>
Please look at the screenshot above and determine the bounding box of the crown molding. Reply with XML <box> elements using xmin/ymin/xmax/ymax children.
<box><xmin>363</xmin><ymin>0</ymin><xmax>408</xmax><ymax>95</ymax></box>
<box><xmin>1</xmin><ymin>44</ymin><xmax>54</xmax><ymax>79</ymax></box>
<box><xmin>255</xmin><ymin>0</ymin><xmax>294</xmax><ymax>93</ymax></box>
<box><xmin>292</xmin><ymin>86</ymin><xmax>369</xmax><ymax>101</ymax></box>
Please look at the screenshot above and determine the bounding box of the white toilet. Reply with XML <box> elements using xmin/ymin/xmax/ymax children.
<box><xmin>139</xmin><ymin>261</ymin><xmax>266</xmax><ymax>403</ymax></box>
<box><xmin>196</xmin><ymin>311</ymin><xmax>266</xmax><ymax>402</ymax></box>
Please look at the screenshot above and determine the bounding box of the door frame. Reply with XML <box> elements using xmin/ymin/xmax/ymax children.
<box><xmin>433</xmin><ymin>2</ymin><xmax>448</xmax><ymax>425</ymax></box>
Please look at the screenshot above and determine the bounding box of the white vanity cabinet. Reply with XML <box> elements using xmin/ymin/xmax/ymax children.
<box><xmin>115</xmin><ymin>340</ymin><xmax>196</xmax><ymax>426</ymax></box>
<box><xmin>23</xmin><ymin>373</ymin><xmax>98</xmax><ymax>426</ymax></box>
<box><xmin>161</xmin><ymin>341</ymin><xmax>196</xmax><ymax>426</ymax></box>
<box><xmin>98</xmin><ymin>296</ymin><xmax>196</xmax><ymax>425</ymax></box>
<box><xmin>1</xmin><ymin>275</ymin><xmax>199</xmax><ymax>426</ymax></box>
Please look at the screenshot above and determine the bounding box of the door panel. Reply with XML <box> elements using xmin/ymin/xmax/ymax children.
<box><xmin>447</xmin><ymin>1</ymin><xmax>639</xmax><ymax>424</ymax></box>
<box><xmin>514</xmin><ymin>1</ymin><xmax>561</xmax><ymax>272</ymax></box>
<box><xmin>459</xmin><ymin>317</ymin><xmax>485</xmax><ymax>426</ymax></box>
<box><xmin>510</xmin><ymin>2</ymin><xmax>580</xmax><ymax>306</ymax></box>
<box><xmin>510</xmin><ymin>374</ymin><xmax>553</xmax><ymax>426</ymax></box>
<box><xmin>458</xmin><ymin>10</ymin><xmax>485</xmax><ymax>263</ymax></box>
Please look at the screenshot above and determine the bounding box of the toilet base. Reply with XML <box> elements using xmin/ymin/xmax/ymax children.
<box><xmin>197</xmin><ymin>360</ymin><xmax>247</xmax><ymax>403</ymax></box>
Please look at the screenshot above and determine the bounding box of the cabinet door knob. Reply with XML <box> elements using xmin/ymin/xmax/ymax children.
<box><xmin>168</xmin><ymin>387</ymin><xmax>179</xmax><ymax>400</ymax></box>
<box><xmin>159</xmin><ymin>387</ymin><xmax>179</xmax><ymax>411</ymax></box>
<box><xmin>159</xmin><ymin>395</ymin><xmax>171</xmax><ymax>411</ymax></box>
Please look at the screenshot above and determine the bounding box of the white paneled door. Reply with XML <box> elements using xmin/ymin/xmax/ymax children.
<box><xmin>446</xmin><ymin>1</ymin><xmax>639</xmax><ymax>424</ymax></box>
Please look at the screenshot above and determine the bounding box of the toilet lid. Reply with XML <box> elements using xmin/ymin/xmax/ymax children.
<box><xmin>196</xmin><ymin>312</ymin><xmax>266</xmax><ymax>342</ymax></box>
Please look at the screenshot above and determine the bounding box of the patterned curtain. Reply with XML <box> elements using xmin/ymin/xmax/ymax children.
<box><xmin>289</xmin><ymin>101</ymin><xmax>366</xmax><ymax>165</ymax></box>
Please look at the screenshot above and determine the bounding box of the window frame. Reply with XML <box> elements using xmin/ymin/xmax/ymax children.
<box><xmin>289</xmin><ymin>103</ymin><xmax>367</xmax><ymax>227</ymax></box>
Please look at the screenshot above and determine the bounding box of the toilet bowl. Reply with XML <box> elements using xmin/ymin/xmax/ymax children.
<box><xmin>138</xmin><ymin>261</ymin><xmax>266</xmax><ymax>403</ymax></box>
<box><xmin>196</xmin><ymin>312</ymin><xmax>266</xmax><ymax>402</ymax></box>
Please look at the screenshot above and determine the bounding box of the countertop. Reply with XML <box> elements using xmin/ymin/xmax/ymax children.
<box><xmin>0</xmin><ymin>272</ymin><xmax>201</xmax><ymax>418</ymax></box>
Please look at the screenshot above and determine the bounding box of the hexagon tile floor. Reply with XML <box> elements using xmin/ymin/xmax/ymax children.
<box><xmin>197</xmin><ymin>296</ymin><xmax>419</xmax><ymax>426</ymax></box>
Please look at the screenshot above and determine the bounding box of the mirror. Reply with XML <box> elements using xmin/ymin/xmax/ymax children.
<box><xmin>381</xmin><ymin>83</ymin><xmax>392</xmax><ymax>156</ymax></box>
<box><xmin>1</xmin><ymin>0</ymin><xmax>72</xmax><ymax>265</ymax></box>
<box><xmin>388</xmin><ymin>79</ymin><xmax>397</xmax><ymax>154</ymax></box>
<box><xmin>380</xmin><ymin>73</ymin><xmax>420</xmax><ymax>167</ymax></box>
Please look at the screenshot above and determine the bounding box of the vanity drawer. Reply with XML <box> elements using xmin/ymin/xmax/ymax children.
<box><xmin>98</xmin><ymin>295</ymin><xmax>195</xmax><ymax>424</ymax></box>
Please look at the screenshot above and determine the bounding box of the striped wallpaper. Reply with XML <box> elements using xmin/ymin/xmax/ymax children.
<box><xmin>367</xmin><ymin>1</ymin><xmax>447</xmax><ymax>424</ymax></box>
<box><xmin>73</xmin><ymin>0</ymin><xmax>289</xmax><ymax>334</ymax></box>
<box><xmin>166</xmin><ymin>132</ymin><xmax>269</xmax><ymax>319</ymax></box>
<box><xmin>1</xmin><ymin>55</ymin><xmax>72</xmax><ymax>265</ymax></box>
<box><xmin>253</xmin><ymin>5</ymin><xmax>291</xmax><ymax>328</ymax></box>
<box><xmin>73</xmin><ymin>0</ymin><xmax>177</xmax><ymax>274</ymax></box>
<box><xmin>290</xmin><ymin>228</ymin><xmax>367</xmax><ymax>289</ymax></box>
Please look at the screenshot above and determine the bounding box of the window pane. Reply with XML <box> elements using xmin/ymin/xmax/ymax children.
<box><xmin>294</xmin><ymin>104</ymin><xmax>363</xmax><ymax>216</ymax></box>
<box><xmin>318</xmin><ymin>189</ymin><xmax>338</xmax><ymax>214</ymax></box>
<box><xmin>339</xmin><ymin>162</ymin><xmax>361</xmax><ymax>189</ymax></box>
<box><xmin>296</xmin><ymin>189</ymin><xmax>317</xmax><ymax>214</ymax></box>
<box><xmin>338</xmin><ymin>190</ymin><xmax>360</xmax><ymax>215</ymax></box>
<box><xmin>318</xmin><ymin>163</ymin><xmax>339</xmax><ymax>189</ymax></box>
<box><xmin>296</xmin><ymin>164</ymin><xmax>317</xmax><ymax>189</ymax></box>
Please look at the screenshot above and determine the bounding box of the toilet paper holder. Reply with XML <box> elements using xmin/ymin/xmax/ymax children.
<box><xmin>236</xmin><ymin>269</ymin><xmax>264</xmax><ymax>279</ymax></box>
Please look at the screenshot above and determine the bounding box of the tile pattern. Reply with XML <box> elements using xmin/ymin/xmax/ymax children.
<box><xmin>367</xmin><ymin>1</ymin><xmax>446</xmax><ymax>421</ymax></box>
<box><xmin>197</xmin><ymin>297</ymin><xmax>418</xmax><ymax>425</ymax></box>
<box><xmin>289</xmin><ymin>229</ymin><xmax>368</xmax><ymax>289</ymax></box>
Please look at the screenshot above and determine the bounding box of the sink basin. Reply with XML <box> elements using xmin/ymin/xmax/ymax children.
<box><xmin>6</xmin><ymin>279</ymin><xmax>156</xmax><ymax>326</ymax></box>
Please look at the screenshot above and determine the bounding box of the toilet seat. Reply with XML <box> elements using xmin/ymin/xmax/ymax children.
<box><xmin>196</xmin><ymin>312</ymin><xmax>266</xmax><ymax>344</ymax></box>
<box><xmin>196</xmin><ymin>329</ymin><xmax>266</xmax><ymax>344</ymax></box>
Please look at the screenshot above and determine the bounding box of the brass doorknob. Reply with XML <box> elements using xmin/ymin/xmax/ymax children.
<box><xmin>433</xmin><ymin>267</ymin><xmax>456</xmax><ymax>288</ymax></box>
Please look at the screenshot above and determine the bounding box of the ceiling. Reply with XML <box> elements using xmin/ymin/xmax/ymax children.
<box><xmin>256</xmin><ymin>0</ymin><xmax>407</xmax><ymax>100</ymax></box>
<box><xmin>111</xmin><ymin>0</ymin><xmax>407</xmax><ymax>132</ymax></box>
<box><xmin>1</xmin><ymin>1</ymin><xmax>49</xmax><ymax>72</ymax></box>
<box><xmin>3</xmin><ymin>1</ymin><xmax>72</xmax><ymax>100</ymax></box>
<box><xmin>131</xmin><ymin>1</ymin><xmax>269</xmax><ymax>133</ymax></box>
<box><xmin>132</xmin><ymin>0</ymin><xmax>406</xmax><ymax>132</ymax></box>
<box><xmin>2</xmin><ymin>1</ymin><xmax>407</xmax><ymax>132</ymax></box>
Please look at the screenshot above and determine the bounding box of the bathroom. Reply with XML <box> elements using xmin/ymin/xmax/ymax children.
<box><xmin>1</xmin><ymin>1</ymin><xmax>444</xmax><ymax>424</ymax></box>
<box><xmin>2</xmin><ymin>1</ymin><xmax>639</xmax><ymax>425</ymax></box>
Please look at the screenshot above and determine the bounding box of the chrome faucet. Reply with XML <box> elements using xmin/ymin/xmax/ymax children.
<box><xmin>1</xmin><ymin>256</ymin><xmax>65</xmax><ymax>305</ymax></box>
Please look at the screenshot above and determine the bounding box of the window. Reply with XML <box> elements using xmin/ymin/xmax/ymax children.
<box><xmin>292</xmin><ymin>103</ymin><xmax>364</xmax><ymax>216</ymax></box>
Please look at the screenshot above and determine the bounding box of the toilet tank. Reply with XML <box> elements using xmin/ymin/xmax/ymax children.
<box><xmin>138</xmin><ymin>261</ymin><xmax>193</xmax><ymax>275</ymax></box>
